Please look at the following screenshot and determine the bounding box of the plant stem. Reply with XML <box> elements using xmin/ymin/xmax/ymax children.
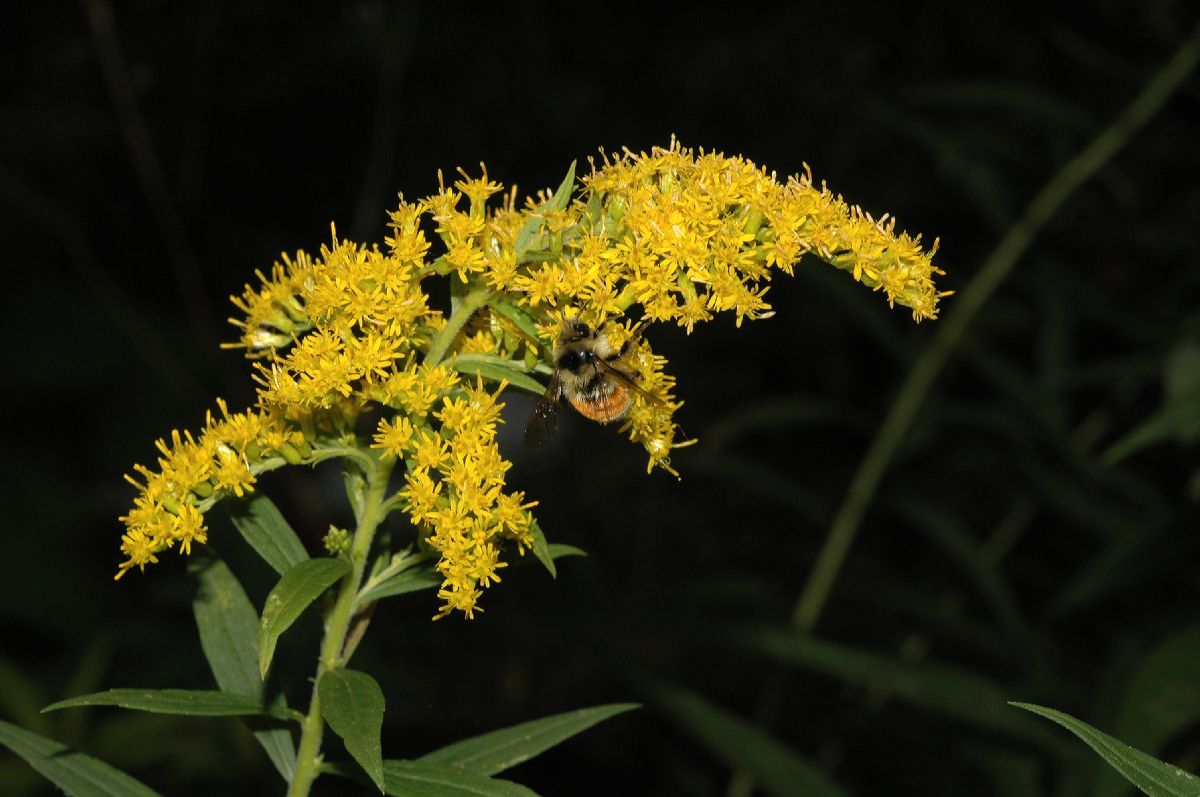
<box><xmin>789</xmin><ymin>16</ymin><xmax>1200</xmax><ymax>634</ymax></box>
<box><xmin>287</xmin><ymin>455</ymin><xmax>394</xmax><ymax>797</ymax></box>
<box><xmin>424</xmin><ymin>283</ymin><xmax>491</xmax><ymax>366</ymax></box>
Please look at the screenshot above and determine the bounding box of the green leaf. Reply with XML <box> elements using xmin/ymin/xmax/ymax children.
<box><xmin>528</xmin><ymin>521</ymin><xmax>556</xmax><ymax>578</ymax></box>
<box><xmin>1012</xmin><ymin>702</ymin><xmax>1200</xmax><ymax>797</ymax></box>
<box><xmin>382</xmin><ymin>763</ymin><xmax>540</xmax><ymax>797</ymax></box>
<box><xmin>690</xmin><ymin>453</ymin><xmax>828</xmax><ymax>527</ymax></box>
<box><xmin>731</xmin><ymin>627</ymin><xmax>1067</xmax><ymax>750</ymax></box>
<box><xmin>418</xmin><ymin>703</ymin><xmax>637</xmax><ymax>775</ymax></box>
<box><xmin>328</xmin><ymin>760</ymin><xmax>540</xmax><ymax>796</ymax></box>
<box><xmin>1105</xmin><ymin>342</ymin><xmax>1200</xmax><ymax>463</ymax></box>
<box><xmin>1049</xmin><ymin>531</ymin><xmax>1159</xmax><ymax>616</ymax></box>
<box><xmin>1096</xmin><ymin>626</ymin><xmax>1200</xmax><ymax>797</ymax></box>
<box><xmin>43</xmin><ymin>689</ymin><xmax>291</xmax><ymax>719</ymax></box>
<box><xmin>842</xmin><ymin>577</ymin><xmax>1009</xmax><ymax>662</ymax></box>
<box><xmin>960</xmin><ymin>743</ymin><xmax>1044</xmax><ymax>797</ymax></box>
<box><xmin>1165</xmin><ymin>343</ymin><xmax>1200</xmax><ymax>440</ymax></box>
<box><xmin>488</xmin><ymin>300</ymin><xmax>543</xmax><ymax>345</ymax></box>
<box><xmin>358</xmin><ymin>561</ymin><xmax>442</xmax><ymax>603</ymax></box>
<box><xmin>1166</xmin><ymin>342</ymin><xmax>1200</xmax><ymax>391</ymax></box>
<box><xmin>545</xmin><ymin>543</ymin><xmax>586</xmax><ymax>560</ymax></box>
<box><xmin>257</xmin><ymin>558</ymin><xmax>351</xmax><ymax>677</ymax></box>
<box><xmin>226</xmin><ymin>494</ymin><xmax>310</xmax><ymax>575</ymax></box>
<box><xmin>890</xmin><ymin>500</ymin><xmax>1039</xmax><ymax>663</ymax></box>
<box><xmin>1018</xmin><ymin>452</ymin><xmax>1155</xmax><ymax>540</ymax></box>
<box><xmin>1104</xmin><ymin>385</ymin><xmax>1200</xmax><ymax>464</ymax></box>
<box><xmin>192</xmin><ymin>557</ymin><xmax>296</xmax><ymax>781</ymax></box>
<box><xmin>645</xmin><ymin>679</ymin><xmax>851</xmax><ymax>797</ymax></box>
<box><xmin>546</xmin><ymin>160</ymin><xmax>577</xmax><ymax>212</ymax></box>
<box><xmin>906</xmin><ymin>79</ymin><xmax>1092</xmax><ymax>130</ymax></box>
<box><xmin>966</xmin><ymin>330</ymin><xmax>1068</xmax><ymax>438</ymax></box>
<box><xmin>583</xmin><ymin>188</ymin><xmax>603</xmax><ymax>226</ymax></box>
<box><xmin>452</xmin><ymin>354</ymin><xmax>546</xmax><ymax>395</ymax></box>
<box><xmin>0</xmin><ymin>657</ymin><xmax>47</xmax><ymax>732</ymax></box>
<box><xmin>864</xmin><ymin>99</ymin><xmax>1013</xmax><ymax>232</ymax></box>
<box><xmin>319</xmin><ymin>669</ymin><xmax>385</xmax><ymax>792</ymax></box>
<box><xmin>192</xmin><ymin>558</ymin><xmax>263</xmax><ymax>695</ymax></box>
<box><xmin>515</xmin><ymin>161</ymin><xmax>576</xmax><ymax>255</ymax></box>
<box><xmin>0</xmin><ymin>718</ymin><xmax>165</xmax><ymax>797</ymax></box>
<box><xmin>702</xmin><ymin>396</ymin><xmax>868</xmax><ymax>451</ymax></box>
<box><xmin>515</xmin><ymin>221</ymin><xmax>543</xmax><ymax>257</ymax></box>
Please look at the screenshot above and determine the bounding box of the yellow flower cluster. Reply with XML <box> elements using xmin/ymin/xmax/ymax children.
<box><xmin>601</xmin><ymin>145</ymin><xmax>945</xmax><ymax>324</ymax></box>
<box><xmin>118</xmin><ymin>400</ymin><xmax>305</xmax><ymax>578</ymax></box>
<box><xmin>118</xmin><ymin>140</ymin><xmax>944</xmax><ymax>617</ymax></box>
<box><xmin>378</xmin><ymin>378</ymin><xmax>536</xmax><ymax>618</ymax></box>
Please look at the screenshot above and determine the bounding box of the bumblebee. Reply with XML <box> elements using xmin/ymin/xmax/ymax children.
<box><xmin>523</xmin><ymin>318</ymin><xmax>663</xmax><ymax>447</ymax></box>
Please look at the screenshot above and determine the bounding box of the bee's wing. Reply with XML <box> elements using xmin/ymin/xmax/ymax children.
<box><xmin>524</xmin><ymin>373</ymin><xmax>563</xmax><ymax>448</ymax></box>
<box><xmin>595</xmin><ymin>358</ymin><xmax>665</xmax><ymax>406</ymax></box>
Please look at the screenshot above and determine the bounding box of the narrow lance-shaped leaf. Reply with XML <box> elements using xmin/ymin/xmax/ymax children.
<box><xmin>514</xmin><ymin>161</ymin><xmax>576</xmax><ymax>255</ymax></box>
<box><xmin>1049</xmin><ymin>531</ymin><xmax>1158</xmax><ymax>617</ymax></box>
<box><xmin>0</xmin><ymin>718</ymin><xmax>165</xmax><ymax>797</ymax></box>
<box><xmin>359</xmin><ymin>545</ymin><xmax>583</xmax><ymax>606</ymax></box>
<box><xmin>731</xmin><ymin>626</ymin><xmax>1067</xmax><ymax>750</ymax></box>
<box><xmin>319</xmin><ymin>669</ymin><xmax>385</xmax><ymax>792</ymax></box>
<box><xmin>0</xmin><ymin>656</ymin><xmax>47</xmax><ymax>733</ymax></box>
<box><xmin>191</xmin><ymin>556</ymin><xmax>297</xmax><ymax>780</ymax></box>
<box><xmin>1012</xmin><ymin>702</ymin><xmax>1200</xmax><ymax>797</ymax></box>
<box><xmin>192</xmin><ymin>557</ymin><xmax>262</xmax><ymax>693</ymax></box>
<box><xmin>419</xmin><ymin>703</ymin><xmax>638</xmax><ymax>775</ymax></box>
<box><xmin>488</xmin><ymin>300</ymin><xmax>543</xmax><ymax>347</ymax></box>
<box><xmin>451</xmin><ymin>355</ymin><xmax>546</xmax><ymax>395</ymax></box>
<box><xmin>528</xmin><ymin>521</ymin><xmax>556</xmax><ymax>578</ymax></box>
<box><xmin>325</xmin><ymin>760</ymin><xmax>541</xmax><ymax>797</ymax></box>
<box><xmin>258</xmin><ymin>558</ymin><xmax>351</xmax><ymax>677</ymax></box>
<box><xmin>358</xmin><ymin>561</ymin><xmax>442</xmax><ymax>603</ymax></box>
<box><xmin>546</xmin><ymin>160</ymin><xmax>577</xmax><ymax>211</ymax></box>
<box><xmin>545</xmin><ymin>543</ymin><xmax>586</xmax><ymax>560</ymax></box>
<box><xmin>1103</xmin><ymin>385</ymin><xmax>1200</xmax><ymax>464</ymax></box>
<box><xmin>1096</xmin><ymin>625</ymin><xmax>1200</xmax><ymax>797</ymax></box>
<box><xmin>43</xmin><ymin>689</ymin><xmax>292</xmax><ymax>719</ymax></box>
<box><xmin>646</xmin><ymin>679</ymin><xmax>852</xmax><ymax>797</ymax></box>
<box><xmin>226</xmin><ymin>494</ymin><xmax>310</xmax><ymax>575</ymax></box>
<box><xmin>890</xmin><ymin>499</ymin><xmax>1038</xmax><ymax>662</ymax></box>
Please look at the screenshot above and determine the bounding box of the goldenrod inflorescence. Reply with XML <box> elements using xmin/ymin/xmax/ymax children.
<box><xmin>118</xmin><ymin>140</ymin><xmax>947</xmax><ymax>618</ymax></box>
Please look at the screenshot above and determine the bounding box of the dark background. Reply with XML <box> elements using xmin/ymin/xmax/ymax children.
<box><xmin>3</xmin><ymin>2</ymin><xmax>1199</xmax><ymax>795</ymax></box>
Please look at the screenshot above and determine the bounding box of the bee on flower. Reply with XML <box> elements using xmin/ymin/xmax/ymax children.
<box><xmin>117</xmin><ymin>139</ymin><xmax>946</xmax><ymax>617</ymax></box>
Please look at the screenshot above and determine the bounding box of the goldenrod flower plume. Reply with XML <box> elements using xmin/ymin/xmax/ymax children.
<box><xmin>119</xmin><ymin>140</ymin><xmax>946</xmax><ymax>618</ymax></box>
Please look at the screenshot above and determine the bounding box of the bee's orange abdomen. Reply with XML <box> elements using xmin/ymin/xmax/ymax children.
<box><xmin>570</xmin><ymin>384</ymin><xmax>632</xmax><ymax>423</ymax></box>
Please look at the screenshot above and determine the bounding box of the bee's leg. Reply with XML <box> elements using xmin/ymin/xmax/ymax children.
<box><xmin>612</xmin><ymin>319</ymin><xmax>651</xmax><ymax>360</ymax></box>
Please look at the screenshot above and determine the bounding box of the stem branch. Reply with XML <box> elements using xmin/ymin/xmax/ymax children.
<box><xmin>425</xmin><ymin>284</ymin><xmax>491</xmax><ymax>366</ymax></box>
<box><xmin>789</xmin><ymin>17</ymin><xmax>1200</xmax><ymax>634</ymax></box>
<box><xmin>287</xmin><ymin>456</ymin><xmax>394</xmax><ymax>797</ymax></box>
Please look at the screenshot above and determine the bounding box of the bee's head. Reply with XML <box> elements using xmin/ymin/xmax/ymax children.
<box><xmin>559</xmin><ymin>317</ymin><xmax>592</xmax><ymax>343</ymax></box>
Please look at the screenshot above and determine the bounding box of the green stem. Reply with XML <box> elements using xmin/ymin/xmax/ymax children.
<box><xmin>287</xmin><ymin>455</ymin><xmax>395</xmax><ymax>797</ymax></box>
<box><xmin>425</xmin><ymin>283</ymin><xmax>491</xmax><ymax>366</ymax></box>
<box><xmin>308</xmin><ymin>443</ymin><xmax>376</xmax><ymax>471</ymax></box>
<box><xmin>789</xmin><ymin>18</ymin><xmax>1200</xmax><ymax>634</ymax></box>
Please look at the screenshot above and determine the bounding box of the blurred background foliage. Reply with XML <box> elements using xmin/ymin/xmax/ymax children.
<box><xmin>2</xmin><ymin>1</ymin><xmax>1199</xmax><ymax>795</ymax></box>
